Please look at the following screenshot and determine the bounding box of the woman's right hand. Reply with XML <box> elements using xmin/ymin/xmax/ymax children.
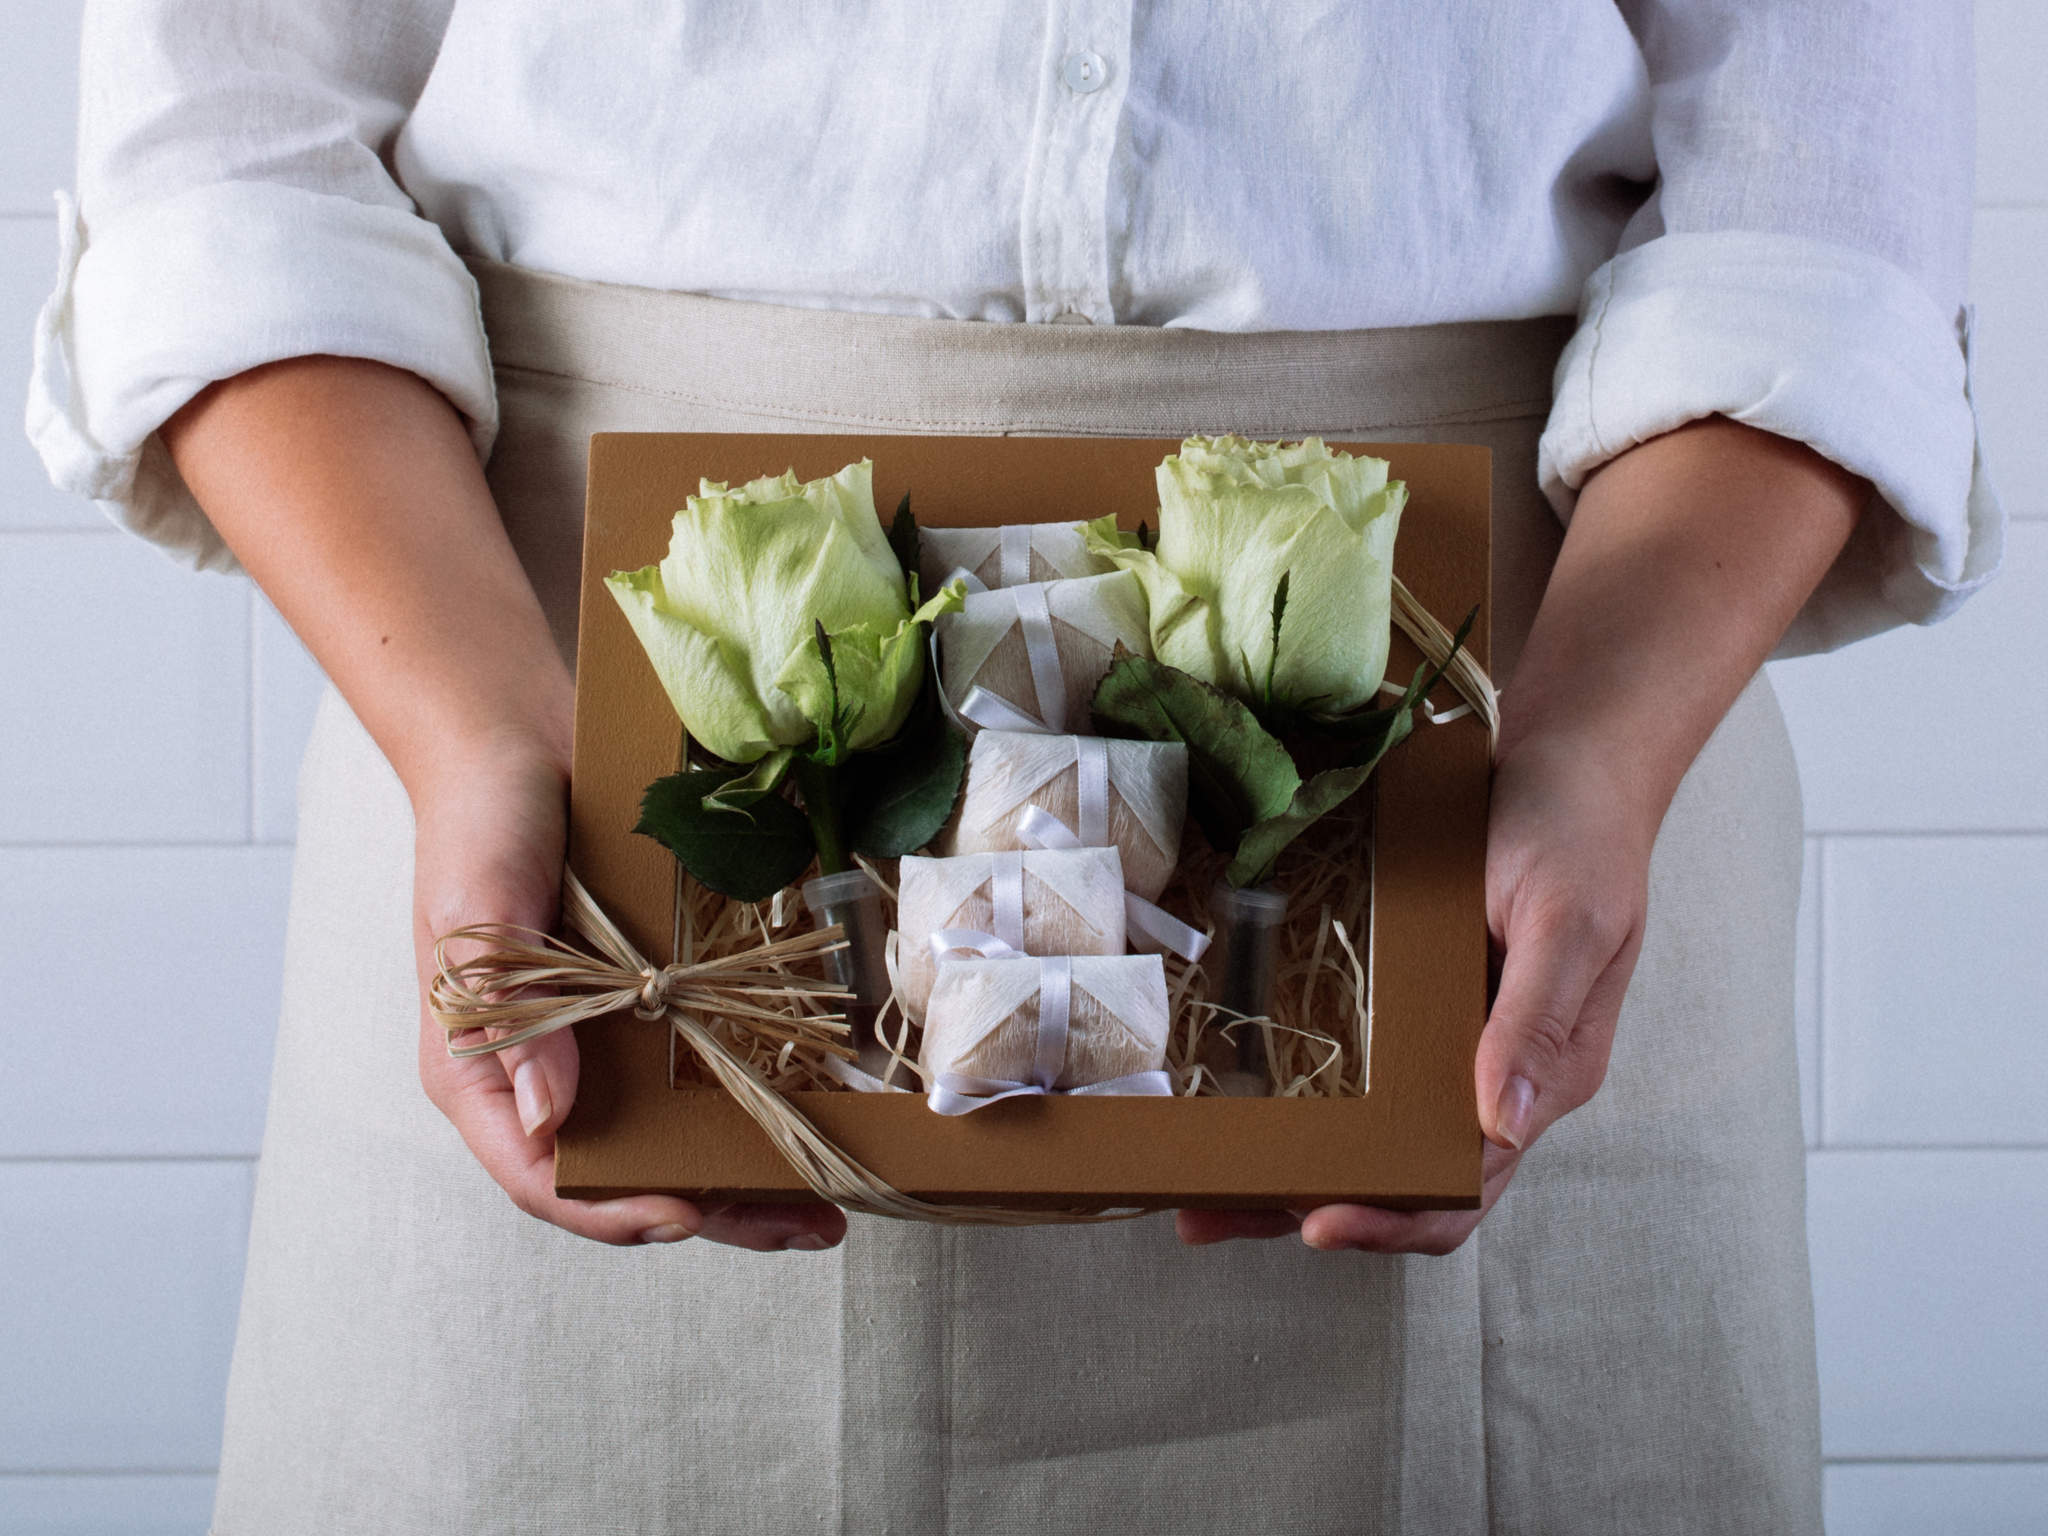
<box><xmin>409</xmin><ymin>727</ymin><xmax>849</xmax><ymax>1253</ymax></box>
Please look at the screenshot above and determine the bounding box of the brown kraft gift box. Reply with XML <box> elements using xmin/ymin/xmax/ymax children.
<box><xmin>556</xmin><ymin>433</ymin><xmax>1492</xmax><ymax>1212</ymax></box>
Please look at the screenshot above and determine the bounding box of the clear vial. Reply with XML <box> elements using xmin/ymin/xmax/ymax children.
<box><xmin>1209</xmin><ymin>882</ymin><xmax>1289</xmax><ymax>1096</ymax></box>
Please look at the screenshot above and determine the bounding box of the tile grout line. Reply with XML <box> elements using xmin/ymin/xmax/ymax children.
<box><xmin>0</xmin><ymin>1468</ymin><xmax>219</xmax><ymax>1479</ymax></box>
<box><xmin>1814</xmin><ymin>835</ymin><xmax>1826</xmax><ymax>1148</ymax></box>
<box><xmin>247</xmin><ymin>585</ymin><xmax>259</xmax><ymax>844</ymax></box>
<box><xmin>0</xmin><ymin>1154</ymin><xmax>259</xmax><ymax>1166</ymax></box>
<box><xmin>1824</xmin><ymin>1454</ymin><xmax>2048</xmax><ymax>1467</ymax></box>
<box><xmin>1802</xmin><ymin>828</ymin><xmax>2048</xmax><ymax>840</ymax></box>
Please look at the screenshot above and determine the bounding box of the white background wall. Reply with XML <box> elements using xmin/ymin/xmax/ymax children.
<box><xmin>2</xmin><ymin>6</ymin><xmax>2042</xmax><ymax>1532</ymax></box>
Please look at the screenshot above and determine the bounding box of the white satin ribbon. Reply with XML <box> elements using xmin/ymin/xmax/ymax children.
<box><xmin>1000</xmin><ymin>524</ymin><xmax>1032</xmax><ymax>589</ymax></box>
<box><xmin>928</xmin><ymin>1068</ymin><xmax>1174</xmax><ymax>1115</ymax></box>
<box><xmin>940</xmin><ymin>578</ymin><xmax>1070</xmax><ymax>734</ymax></box>
<box><xmin>925</xmin><ymin>954</ymin><xmax>1174</xmax><ymax>1114</ymax></box>
<box><xmin>1014</xmin><ymin>806</ymin><xmax>1211</xmax><ymax>963</ymax></box>
<box><xmin>926</xmin><ymin>928</ymin><xmax>1024</xmax><ymax>967</ymax></box>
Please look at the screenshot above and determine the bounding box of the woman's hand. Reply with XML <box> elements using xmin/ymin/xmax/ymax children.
<box><xmin>410</xmin><ymin>728</ymin><xmax>847</xmax><ymax>1252</ymax></box>
<box><xmin>165</xmin><ymin>355</ymin><xmax>848</xmax><ymax>1254</ymax></box>
<box><xmin>1178</xmin><ymin>416</ymin><xmax>1867</xmax><ymax>1254</ymax></box>
<box><xmin>1178</xmin><ymin>735</ymin><xmax>1651</xmax><ymax>1253</ymax></box>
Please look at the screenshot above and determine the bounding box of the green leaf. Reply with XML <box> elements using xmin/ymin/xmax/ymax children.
<box><xmin>887</xmin><ymin>491</ymin><xmax>920</xmax><ymax>582</ymax></box>
<box><xmin>701</xmin><ymin>748</ymin><xmax>794</xmax><ymax>812</ymax></box>
<box><xmin>1225</xmin><ymin>712</ymin><xmax>1413</xmax><ymax>887</ymax></box>
<box><xmin>634</xmin><ymin>768</ymin><xmax>815</xmax><ymax>902</ymax></box>
<box><xmin>1261</xmin><ymin>570</ymin><xmax>1290</xmax><ymax>709</ymax></box>
<box><xmin>844</xmin><ymin>718</ymin><xmax>967</xmax><ymax>857</ymax></box>
<box><xmin>1091</xmin><ymin>649</ymin><xmax>1299</xmax><ymax>854</ymax></box>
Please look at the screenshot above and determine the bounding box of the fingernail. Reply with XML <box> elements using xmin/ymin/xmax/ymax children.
<box><xmin>1494</xmin><ymin>1074</ymin><xmax>1536</xmax><ymax>1150</ymax></box>
<box><xmin>513</xmin><ymin>1059</ymin><xmax>553</xmax><ymax>1137</ymax></box>
<box><xmin>640</xmin><ymin>1223</ymin><xmax>695</xmax><ymax>1244</ymax></box>
<box><xmin>782</xmin><ymin>1233</ymin><xmax>834</xmax><ymax>1252</ymax></box>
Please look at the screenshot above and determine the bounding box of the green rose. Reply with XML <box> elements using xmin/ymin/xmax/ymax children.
<box><xmin>1086</xmin><ymin>436</ymin><xmax>1405</xmax><ymax>716</ymax></box>
<box><xmin>606</xmin><ymin>460</ymin><xmax>959</xmax><ymax>764</ymax></box>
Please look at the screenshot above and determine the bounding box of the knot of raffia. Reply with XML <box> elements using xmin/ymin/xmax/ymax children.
<box><xmin>429</xmin><ymin>870</ymin><xmax>854</xmax><ymax>1063</ymax></box>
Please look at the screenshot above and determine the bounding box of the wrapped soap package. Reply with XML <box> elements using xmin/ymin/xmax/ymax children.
<box><xmin>936</xmin><ymin>570</ymin><xmax>1149</xmax><ymax>734</ymax></box>
<box><xmin>942</xmin><ymin>731</ymin><xmax>1186</xmax><ymax>902</ymax></box>
<box><xmin>920</xmin><ymin>954</ymin><xmax>1170</xmax><ymax>1108</ymax></box>
<box><xmin>918</xmin><ymin>520</ymin><xmax>1111</xmax><ymax>596</ymax></box>
<box><xmin>892</xmin><ymin>847</ymin><xmax>1128</xmax><ymax>1024</ymax></box>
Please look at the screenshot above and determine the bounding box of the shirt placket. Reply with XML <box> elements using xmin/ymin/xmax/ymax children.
<box><xmin>1019</xmin><ymin>0</ymin><xmax>1135</xmax><ymax>325</ymax></box>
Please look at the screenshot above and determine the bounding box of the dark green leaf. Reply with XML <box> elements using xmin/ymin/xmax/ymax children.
<box><xmin>1091</xmin><ymin>650</ymin><xmax>1299</xmax><ymax>854</ymax></box>
<box><xmin>1263</xmin><ymin>570</ymin><xmax>1290</xmax><ymax>708</ymax></box>
<box><xmin>1226</xmin><ymin>711</ymin><xmax>1413</xmax><ymax>887</ymax></box>
<box><xmin>887</xmin><ymin>492</ymin><xmax>920</xmax><ymax>582</ymax></box>
<box><xmin>634</xmin><ymin>768</ymin><xmax>815</xmax><ymax>902</ymax></box>
<box><xmin>844</xmin><ymin>719</ymin><xmax>967</xmax><ymax>857</ymax></box>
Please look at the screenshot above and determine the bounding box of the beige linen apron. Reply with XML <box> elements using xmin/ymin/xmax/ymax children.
<box><xmin>210</xmin><ymin>262</ymin><xmax>1821</xmax><ymax>1535</ymax></box>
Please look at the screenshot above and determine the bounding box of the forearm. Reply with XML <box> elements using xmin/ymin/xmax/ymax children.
<box><xmin>1500</xmin><ymin>417</ymin><xmax>1866</xmax><ymax>839</ymax></box>
<box><xmin>162</xmin><ymin>356</ymin><xmax>571</xmax><ymax>801</ymax></box>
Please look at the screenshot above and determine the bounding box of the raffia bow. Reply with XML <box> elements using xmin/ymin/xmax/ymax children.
<box><xmin>430</xmin><ymin>870</ymin><xmax>1140</xmax><ymax>1226</ymax></box>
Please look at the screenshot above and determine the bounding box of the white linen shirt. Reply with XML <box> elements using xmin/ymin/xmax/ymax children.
<box><xmin>27</xmin><ymin>0</ymin><xmax>2001</xmax><ymax>652</ymax></box>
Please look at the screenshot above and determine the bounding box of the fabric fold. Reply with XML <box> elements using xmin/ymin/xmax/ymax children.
<box><xmin>29</xmin><ymin>182</ymin><xmax>496</xmax><ymax>573</ymax></box>
<box><xmin>1538</xmin><ymin>230</ymin><xmax>2003</xmax><ymax>655</ymax></box>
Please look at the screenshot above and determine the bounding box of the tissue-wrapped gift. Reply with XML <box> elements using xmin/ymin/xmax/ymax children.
<box><xmin>936</xmin><ymin>571</ymin><xmax>1149</xmax><ymax>735</ymax></box>
<box><xmin>942</xmin><ymin>732</ymin><xmax>1187</xmax><ymax>902</ymax></box>
<box><xmin>920</xmin><ymin>954</ymin><xmax>1171</xmax><ymax>1112</ymax></box>
<box><xmin>918</xmin><ymin>521</ymin><xmax>1113</xmax><ymax>595</ymax></box>
<box><xmin>893</xmin><ymin>847</ymin><xmax>1126</xmax><ymax>1024</ymax></box>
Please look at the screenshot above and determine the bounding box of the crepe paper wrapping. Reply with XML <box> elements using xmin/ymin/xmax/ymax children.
<box><xmin>893</xmin><ymin>847</ymin><xmax>1127</xmax><ymax>1024</ymax></box>
<box><xmin>918</xmin><ymin>521</ymin><xmax>1114</xmax><ymax>596</ymax></box>
<box><xmin>431</xmin><ymin>869</ymin><xmax>1143</xmax><ymax>1226</ymax></box>
<box><xmin>920</xmin><ymin>954</ymin><xmax>1171</xmax><ymax>1101</ymax></box>
<box><xmin>942</xmin><ymin>731</ymin><xmax>1187</xmax><ymax>901</ymax></box>
<box><xmin>603</xmin><ymin>460</ymin><xmax>961</xmax><ymax>764</ymax></box>
<box><xmin>1085</xmin><ymin>436</ymin><xmax>1404</xmax><ymax>715</ymax></box>
<box><xmin>937</xmin><ymin>570</ymin><xmax>1149</xmax><ymax>736</ymax></box>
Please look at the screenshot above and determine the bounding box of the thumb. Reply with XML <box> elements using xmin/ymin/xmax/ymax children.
<box><xmin>1474</xmin><ymin>899</ymin><xmax>1637</xmax><ymax>1153</ymax></box>
<box><xmin>495</xmin><ymin>1025</ymin><xmax>581</xmax><ymax>1140</ymax></box>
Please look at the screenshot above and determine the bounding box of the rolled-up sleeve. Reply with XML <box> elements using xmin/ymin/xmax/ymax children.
<box><xmin>1538</xmin><ymin>0</ymin><xmax>2003</xmax><ymax>655</ymax></box>
<box><xmin>25</xmin><ymin>0</ymin><xmax>487</xmax><ymax>572</ymax></box>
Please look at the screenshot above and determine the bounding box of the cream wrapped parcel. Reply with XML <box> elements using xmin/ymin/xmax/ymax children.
<box><xmin>603</xmin><ymin>460</ymin><xmax>965</xmax><ymax>904</ymax></box>
<box><xmin>1086</xmin><ymin>435</ymin><xmax>1405</xmax><ymax>716</ymax></box>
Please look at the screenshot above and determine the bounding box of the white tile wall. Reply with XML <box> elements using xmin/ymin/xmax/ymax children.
<box><xmin>1</xmin><ymin>219</ymin><xmax>94</xmax><ymax>529</ymax></box>
<box><xmin>250</xmin><ymin>593</ymin><xmax>329</xmax><ymax>844</ymax></box>
<box><xmin>0</xmin><ymin>1477</ymin><xmax>220</xmax><ymax>1536</ymax></box>
<box><xmin>2</xmin><ymin>846</ymin><xmax>292</xmax><ymax>1158</ymax></box>
<box><xmin>1821</xmin><ymin>837</ymin><xmax>2048</xmax><ymax>1147</ymax></box>
<box><xmin>1</xmin><ymin>1</ymin><xmax>2043</xmax><ymax>1526</ymax></box>
<box><xmin>1826</xmin><ymin>1463</ymin><xmax>2048</xmax><ymax>1536</ymax></box>
<box><xmin>1808</xmin><ymin>1151</ymin><xmax>2048</xmax><ymax>1459</ymax></box>
<box><xmin>1976</xmin><ymin>0</ymin><xmax>2048</xmax><ymax>206</ymax></box>
<box><xmin>0</xmin><ymin>532</ymin><xmax>249</xmax><ymax>844</ymax></box>
<box><xmin>0</xmin><ymin>1162</ymin><xmax>251</xmax><ymax>1472</ymax></box>
<box><xmin>0</xmin><ymin>1</ymin><xmax>78</xmax><ymax>213</ymax></box>
<box><xmin>1972</xmin><ymin>208</ymin><xmax>2048</xmax><ymax>518</ymax></box>
<box><xmin>1770</xmin><ymin>524</ymin><xmax>2048</xmax><ymax>833</ymax></box>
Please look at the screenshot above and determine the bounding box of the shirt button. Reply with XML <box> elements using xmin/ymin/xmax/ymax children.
<box><xmin>1061</xmin><ymin>51</ymin><xmax>1110</xmax><ymax>94</ymax></box>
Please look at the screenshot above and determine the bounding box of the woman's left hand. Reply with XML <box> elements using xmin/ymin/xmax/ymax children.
<box><xmin>1176</xmin><ymin>730</ymin><xmax>1652</xmax><ymax>1254</ymax></box>
<box><xmin>1177</xmin><ymin>415</ymin><xmax>1868</xmax><ymax>1256</ymax></box>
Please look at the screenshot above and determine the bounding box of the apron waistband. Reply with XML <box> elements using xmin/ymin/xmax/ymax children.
<box><xmin>468</xmin><ymin>256</ymin><xmax>1570</xmax><ymax>437</ymax></box>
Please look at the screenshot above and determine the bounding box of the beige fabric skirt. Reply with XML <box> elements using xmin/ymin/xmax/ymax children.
<box><xmin>211</xmin><ymin>262</ymin><xmax>1820</xmax><ymax>1535</ymax></box>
